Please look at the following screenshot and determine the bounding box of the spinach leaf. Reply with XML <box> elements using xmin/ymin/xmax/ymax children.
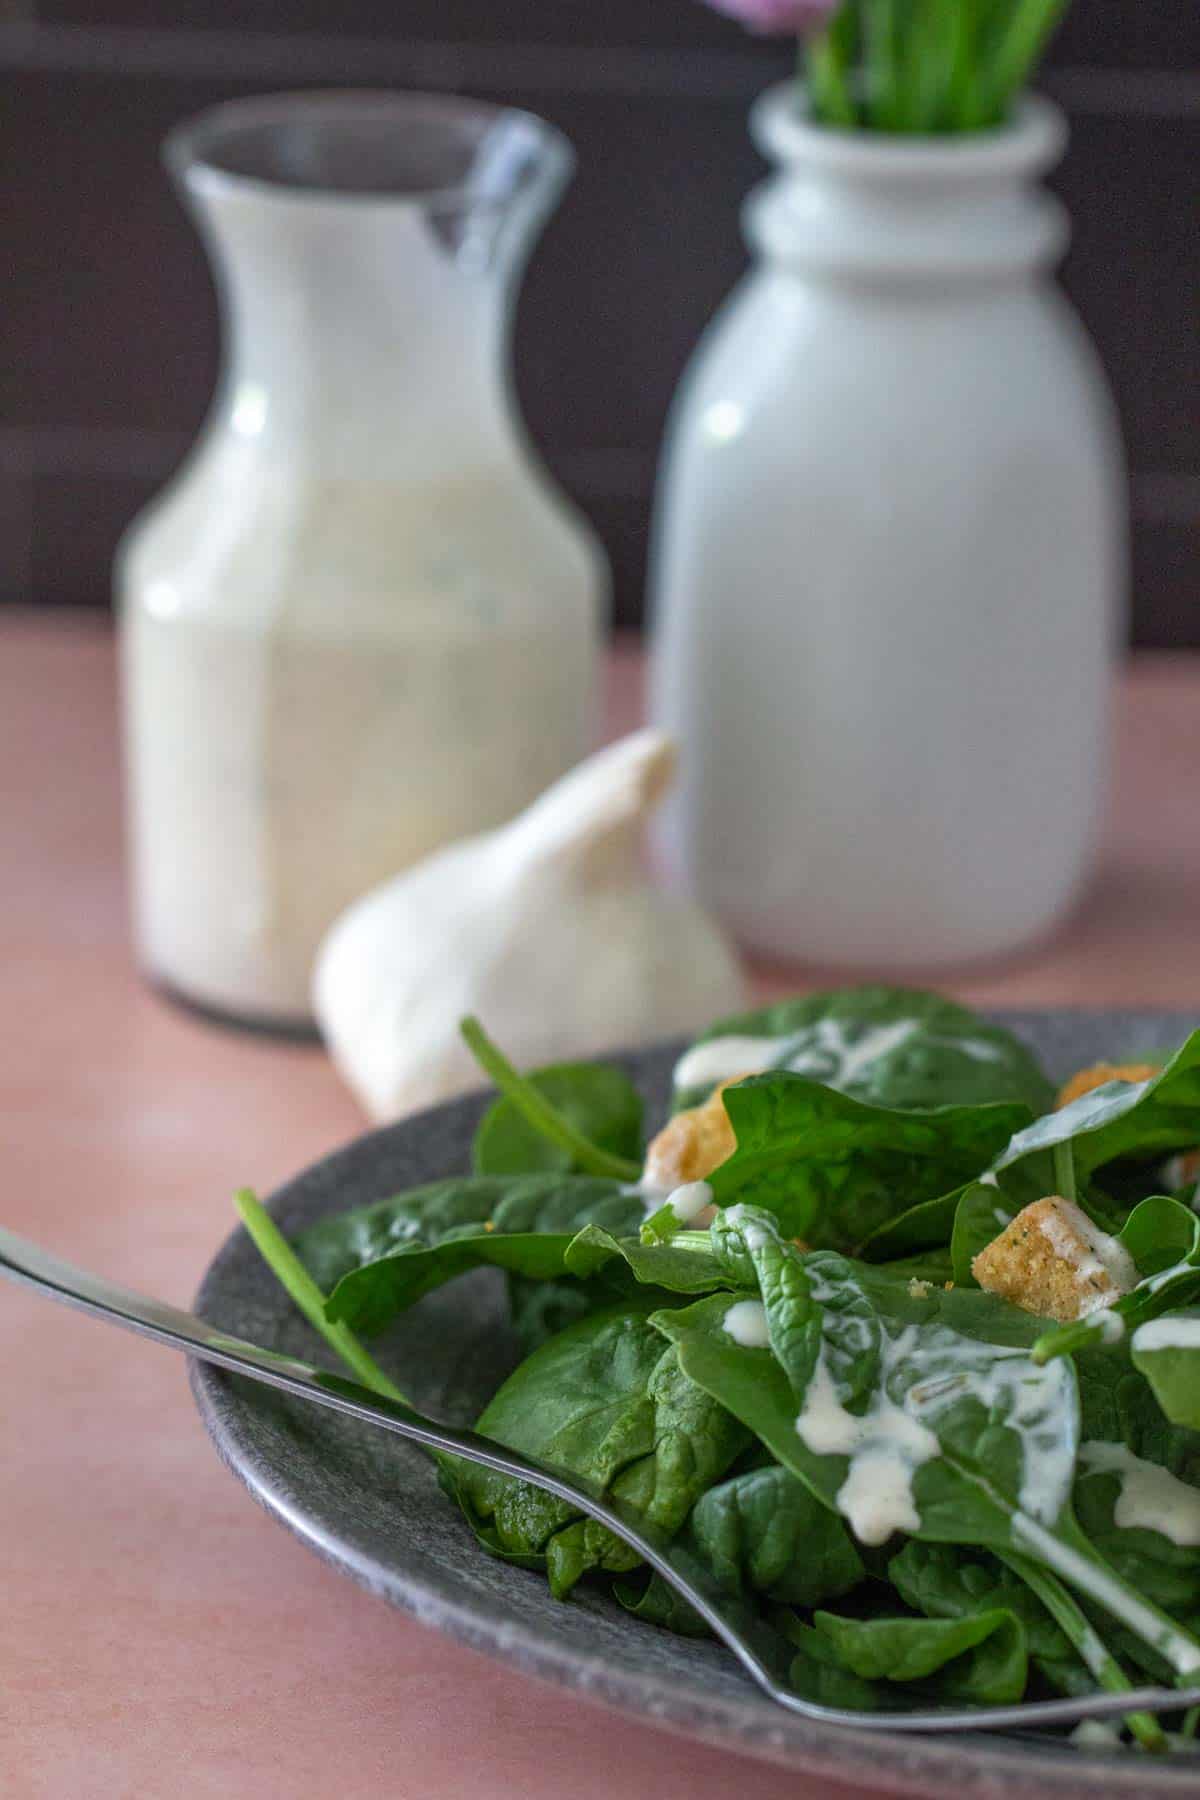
<box><xmin>295</xmin><ymin>1173</ymin><xmax>645</xmax><ymax>1334</ymax></box>
<box><xmin>950</xmin><ymin>1181</ymin><xmax>1015</xmax><ymax>1285</ymax></box>
<box><xmin>1131</xmin><ymin>1312</ymin><xmax>1200</xmax><ymax>1432</ymax></box>
<box><xmin>448</xmin><ymin>1305</ymin><xmax>670</xmax><ymax>1566</ymax></box>
<box><xmin>449</xmin><ymin>1305</ymin><xmax>750</xmax><ymax>1599</ymax></box>
<box><xmin>807</xmin><ymin>1606</ymin><xmax>1028</xmax><ymax>1704</ymax></box>
<box><xmin>326</xmin><ymin>1230</ymin><xmax>581</xmax><ymax>1335</ymax></box>
<box><xmin>652</xmin><ymin>1214</ymin><xmax>1200</xmax><ymax>1680</ymax></box>
<box><xmin>325</xmin><ymin>1211</ymin><xmax>740</xmax><ymax>1345</ymax></box>
<box><xmin>875</xmin><ymin>1247</ymin><xmax>956</xmax><ymax>1288</ymax></box>
<box><xmin>684</xmin><ymin>1462</ymin><xmax>866</xmax><ymax>1607</ymax></box>
<box><xmin>777</xmin><ymin>1619</ymin><xmax>886</xmax><ymax>1710</ymax></box>
<box><xmin>296</xmin><ymin>1174</ymin><xmax>528</xmax><ymax>1293</ymax></box>
<box><xmin>991</xmin><ymin>1033</ymin><xmax>1200</xmax><ymax>1198</ymax></box>
<box><xmin>888</xmin><ymin>1541</ymin><xmax>1081</xmax><ymax>1689</ymax></box>
<box><xmin>672</xmin><ymin>986</ymin><xmax>1054</xmax><ymax>1114</ymax></box>
<box><xmin>857</xmin><ymin>1181</ymin><xmax>971</xmax><ymax>1262</ymax></box>
<box><xmin>565</xmin><ymin>1224</ymin><xmax>736</xmax><ymax>1295</ymax></box>
<box><xmin>890</xmin><ymin>1524</ymin><xmax>1168</xmax><ymax>1746</ymax></box>
<box><xmin>1119</xmin><ymin>1195</ymin><xmax>1200</xmax><ymax>1276</ymax></box>
<box><xmin>460</xmin><ymin>1017</ymin><xmax>641</xmax><ymax>1181</ymax></box>
<box><xmin>778</xmin><ymin>1606</ymin><xmax>1028</xmax><ymax>1710</ymax></box>
<box><xmin>864</xmin><ymin>1038</ymin><xmax>1200</xmax><ymax>1267</ymax></box>
<box><xmin>613</xmin><ymin>1570</ymin><xmax>711</xmax><ymax>1636</ymax></box>
<box><xmin>1073</xmin><ymin>1442</ymin><xmax>1200</xmax><ymax>1620</ymax></box>
<box><xmin>473</xmin><ymin>1062</ymin><xmax>643</xmax><ymax>1177</ymax></box>
<box><xmin>543</xmin><ymin>1341</ymin><xmax>751</xmax><ymax>1599</ymax></box>
<box><xmin>702</xmin><ymin>1074</ymin><xmax>1031</xmax><ymax>1250</ymax></box>
<box><xmin>505</xmin><ymin>1273</ymin><xmax>621</xmax><ymax>1358</ymax></box>
<box><xmin>870</xmin><ymin>1156</ymin><xmax>1168</xmax><ymax>1278</ymax></box>
<box><xmin>623</xmin><ymin>1461</ymin><xmax>867</xmax><ymax>1633</ymax></box>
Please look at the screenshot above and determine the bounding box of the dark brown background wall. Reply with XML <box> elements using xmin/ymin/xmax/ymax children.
<box><xmin>2</xmin><ymin>1</ymin><xmax>1197</xmax><ymax>642</ymax></box>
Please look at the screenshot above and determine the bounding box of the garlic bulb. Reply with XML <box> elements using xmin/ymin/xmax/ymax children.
<box><xmin>313</xmin><ymin>730</ymin><xmax>746</xmax><ymax>1121</ymax></box>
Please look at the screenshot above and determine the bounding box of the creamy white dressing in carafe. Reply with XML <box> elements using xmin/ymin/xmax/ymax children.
<box><xmin>118</xmin><ymin>118</ymin><xmax>605</xmax><ymax>1025</ymax></box>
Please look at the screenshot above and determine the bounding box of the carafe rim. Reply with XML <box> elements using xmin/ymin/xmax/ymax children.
<box><xmin>164</xmin><ymin>88</ymin><xmax>574</xmax><ymax>214</ymax></box>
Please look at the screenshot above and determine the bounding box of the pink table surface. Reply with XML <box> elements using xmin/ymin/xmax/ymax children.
<box><xmin>2</xmin><ymin>610</ymin><xmax>1199</xmax><ymax>1800</ymax></box>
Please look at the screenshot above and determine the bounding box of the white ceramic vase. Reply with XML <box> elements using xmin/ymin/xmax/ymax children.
<box><xmin>117</xmin><ymin>93</ymin><xmax>607</xmax><ymax>1028</ymax></box>
<box><xmin>651</xmin><ymin>90</ymin><xmax>1126</xmax><ymax>969</ymax></box>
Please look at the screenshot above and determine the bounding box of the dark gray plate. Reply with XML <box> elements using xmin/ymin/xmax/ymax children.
<box><xmin>192</xmin><ymin>1009</ymin><xmax>1200</xmax><ymax>1797</ymax></box>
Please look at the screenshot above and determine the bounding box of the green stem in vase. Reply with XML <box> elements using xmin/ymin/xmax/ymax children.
<box><xmin>862</xmin><ymin>0</ymin><xmax>902</xmax><ymax>130</ymax></box>
<box><xmin>985</xmin><ymin>0</ymin><xmax>1070</xmax><ymax>118</ymax></box>
<box><xmin>806</xmin><ymin>13</ymin><xmax>857</xmax><ymax>127</ymax></box>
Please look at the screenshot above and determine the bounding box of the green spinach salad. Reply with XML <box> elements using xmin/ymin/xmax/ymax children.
<box><xmin>237</xmin><ymin>987</ymin><xmax>1200</xmax><ymax>1753</ymax></box>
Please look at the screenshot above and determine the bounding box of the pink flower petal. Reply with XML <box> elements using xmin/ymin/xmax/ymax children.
<box><xmin>702</xmin><ymin>0</ymin><xmax>839</xmax><ymax>35</ymax></box>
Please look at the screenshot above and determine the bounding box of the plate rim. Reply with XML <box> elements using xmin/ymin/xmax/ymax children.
<box><xmin>191</xmin><ymin>1007</ymin><xmax>1200</xmax><ymax>1797</ymax></box>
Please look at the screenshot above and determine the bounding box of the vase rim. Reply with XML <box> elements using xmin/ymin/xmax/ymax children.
<box><xmin>751</xmin><ymin>86</ymin><xmax>1066</xmax><ymax>180</ymax></box>
<box><xmin>164</xmin><ymin>89</ymin><xmax>574</xmax><ymax>212</ymax></box>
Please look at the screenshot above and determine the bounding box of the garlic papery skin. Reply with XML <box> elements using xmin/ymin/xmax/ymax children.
<box><xmin>312</xmin><ymin>730</ymin><xmax>746</xmax><ymax>1122</ymax></box>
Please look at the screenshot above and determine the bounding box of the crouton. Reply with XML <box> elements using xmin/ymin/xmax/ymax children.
<box><xmin>643</xmin><ymin>1077</ymin><xmax>745</xmax><ymax>1191</ymax></box>
<box><xmin>972</xmin><ymin>1196</ymin><xmax>1136</xmax><ymax>1322</ymax></box>
<box><xmin>1055</xmin><ymin>1061</ymin><xmax>1161</xmax><ymax>1110</ymax></box>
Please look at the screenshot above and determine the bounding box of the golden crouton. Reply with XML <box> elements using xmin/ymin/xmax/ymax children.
<box><xmin>643</xmin><ymin>1077</ymin><xmax>745</xmax><ymax>1190</ymax></box>
<box><xmin>1055</xmin><ymin>1061</ymin><xmax>1161</xmax><ymax>1110</ymax></box>
<box><xmin>972</xmin><ymin>1196</ymin><xmax>1136</xmax><ymax>1323</ymax></box>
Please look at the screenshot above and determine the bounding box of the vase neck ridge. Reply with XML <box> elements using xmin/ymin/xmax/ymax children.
<box><xmin>745</xmin><ymin>88</ymin><xmax>1069</xmax><ymax>283</ymax></box>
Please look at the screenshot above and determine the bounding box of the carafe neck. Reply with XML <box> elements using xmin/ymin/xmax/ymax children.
<box><xmin>166</xmin><ymin>92</ymin><xmax>572</xmax><ymax>480</ymax></box>
<box><xmin>193</xmin><ymin>188</ymin><xmax>514</xmax><ymax>477</ymax></box>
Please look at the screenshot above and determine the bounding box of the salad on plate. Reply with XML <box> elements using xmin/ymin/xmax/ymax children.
<box><xmin>237</xmin><ymin>986</ymin><xmax>1200</xmax><ymax>1754</ymax></box>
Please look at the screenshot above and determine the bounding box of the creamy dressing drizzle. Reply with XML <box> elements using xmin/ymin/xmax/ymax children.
<box><xmin>665</xmin><ymin>1180</ymin><xmax>714</xmax><ymax>1224</ymax></box>
<box><xmin>623</xmin><ymin>1179</ymin><xmax>671</xmax><ymax>1217</ymax></box>
<box><xmin>1075</xmin><ymin>1258</ymin><xmax>1200</xmax><ymax>1344</ymax></box>
<box><xmin>1035</xmin><ymin>1200</ymin><xmax>1136</xmax><ymax>1313</ymax></box>
<box><xmin>792</xmin><ymin>1266</ymin><xmax>1076</xmax><ymax>1548</ymax></box>
<box><xmin>784</xmin><ymin>1018</ymin><xmax>919</xmax><ymax>1085</ymax></box>
<box><xmin>722</xmin><ymin>1299</ymin><xmax>770</xmax><ymax>1348</ymax></box>
<box><xmin>672</xmin><ymin>1017</ymin><xmax>1011</xmax><ymax>1099</ymax></box>
<box><xmin>722</xmin><ymin>1203</ymin><xmax>769</xmax><ymax>1250</ymax></box>
<box><xmin>672</xmin><ymin>1017</ymin><xmax>915</xmax><ymax>1093</ymax></box>
<box><xmin>1070</xmin><ymin>1720</ymin><xmax>1123</xmax><ymax>1750</ymax></box>
<box><xmin>1013</xmin><ymin>1515</ymin><xmax>1200</xmax><ymax>1675</ymax></box>
<box><xmin>1132</xmin><ymin>1315</ymin><xmax>1200</xmax><ymax>1352</ymax></box>
<box><xmin>1080</xmin><ymin>1441</ymin><xmax>1200</xmax><ymax>1546</ymax></box>
<box><xmin>671</xmin><ymin>1035</ymin><xmax>789</xmax><ymax>1091</ymax></box>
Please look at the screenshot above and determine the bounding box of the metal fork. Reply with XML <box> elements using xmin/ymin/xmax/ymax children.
<box><xmin>4</xmin><ymin>1219</ymin><xmax>1199</xmax><ymax>1737</ymax></box>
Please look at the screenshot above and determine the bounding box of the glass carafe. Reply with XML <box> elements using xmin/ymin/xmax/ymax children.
<box><xmin>118</xmin><ymin>92</ymin><xmax>607</xmax><ymax>1028</ymax></box>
